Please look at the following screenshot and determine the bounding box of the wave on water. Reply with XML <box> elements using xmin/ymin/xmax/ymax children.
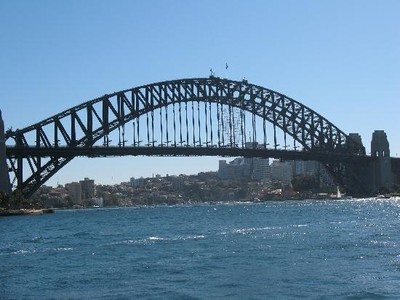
<box><xmin>221</xmin><ymin>224</ymin><xmax>308</xmax><ymax>236</ymax></box>
<box><xmin>30</xmin><ymin>236</ymin><xmax>45</xmax><ymax>242</ymax></box>
<box><xmin>229</xmin><ymin>226</ymin><xmax>282</xmax><ymax>235</ymax></box>
<box><xmin>292</xmin><ymin>224</ymin><xmax>308</xmax><ymax>228</ymax></box>
<box><xmin>10</xmin><ymin>247</ymin><xmax>74</xmax><ymax>256</ymax></box>
<box><xmin>369</xmin><ymin>240</ymin><xmax>397</xmax><ymax>247</ymax></box>
<box><xmin>12</xmin><ymin>249</ymin><xmax>35</xmax><ymax>255</ymax></box>
<box><xmin>54</xmin><ymin>247</ymin><xmax>74</xmax><ymax>251</ymax></box>
<box><xmin>111</xmin><ymin>234</ymin><xmax>206</xmax><ymax>246</ymax></box>
<box><xmin>141</xmin><ymin>234</ymin><xmax>206</xmax><ymax>243</ymax></box>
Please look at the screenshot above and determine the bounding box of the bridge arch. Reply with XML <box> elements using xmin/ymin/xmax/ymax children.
<box><xmin>6</xmin><ymin>77</ymin><xmax>365</xmax><ymax>197</ymax></box>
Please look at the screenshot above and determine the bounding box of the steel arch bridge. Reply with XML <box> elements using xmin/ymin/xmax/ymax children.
<box><xmin>5</xmin><ymin>76</ymin><xmax>369</xmax><ymax>198</ymax></box>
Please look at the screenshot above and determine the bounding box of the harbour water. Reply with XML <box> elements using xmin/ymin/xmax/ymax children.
<box><xmin>1</xmin><ymin>198</ymin><xmax>400</xmax><ymax>299</ymax></box>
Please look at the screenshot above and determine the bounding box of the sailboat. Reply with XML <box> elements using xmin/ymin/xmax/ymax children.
<box><xmin>329</xmin><ymin>186</ymin><xmax>342</xmax><ymax>199</ymax></box>
<box><xmin>336</xmin><ymin>186</ymin><xmax>341</xmax><ymax>199</ymax></box>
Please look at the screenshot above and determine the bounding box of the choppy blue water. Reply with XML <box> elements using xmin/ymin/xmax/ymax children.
<box><xmin>1</xmin><ymin>199</ymin><xmax>400</xmax><ymax>299</ymax></box>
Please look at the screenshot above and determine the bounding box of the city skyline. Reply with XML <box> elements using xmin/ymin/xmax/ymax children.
<box><xmin>1</xmin><ymin>0</ymin><xmax>399</xmax><ymax>186</ymax></box>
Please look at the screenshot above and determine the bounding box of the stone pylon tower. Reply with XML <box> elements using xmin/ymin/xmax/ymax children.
<box><xmin>371</xmin><ymin>130</ymin><xmax>393</xmax><ymax>193</ymax></box>
<box><xmin>0</xmin><ymin>110</ymin><xmax>11</xmax><ymax>195</ymax></box>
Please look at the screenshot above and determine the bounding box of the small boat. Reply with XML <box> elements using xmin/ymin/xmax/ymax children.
<box><xmin>329</xmin><ymin>186</ymin><xmax>342</xmax><ymax>199</ymax></box>
<box><xmin>336</xmin><ymin>186</ymin><xmax>341</xmax><ymax>199</ymax></box>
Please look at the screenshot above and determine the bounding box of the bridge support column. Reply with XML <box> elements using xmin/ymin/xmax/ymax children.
<box><xmin>370</xmin><ymin>130</ymin><xmax>393</xmax><ymax>193</ymax></box>
<box><xmin>0</xmin><ymin>110</ymin><xmax>11</xmax><ymax>195</ymax></box>
<box><xmin>342</xmin><ymin>133</ymin><xmax>371</xmax><ymax>196</ymax></box>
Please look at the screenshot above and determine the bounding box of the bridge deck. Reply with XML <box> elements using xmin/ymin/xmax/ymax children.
<box><xmin>7</xmin><ymin>146</ymin><xmax>375</xmax><ymax>163</ymax></box>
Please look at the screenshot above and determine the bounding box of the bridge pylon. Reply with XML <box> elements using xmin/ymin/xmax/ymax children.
<box><xmin>343</xmin><ymin>131</ymin><xmax>394</xmax><ymax>196</ymax></box>
<box><xmin>370</xmin><ymin>130</ymin><xmax>393</xmax><ymax>193</ymax></box>
<box><xmin>0</xmin><ymin>110</ymin><xmax>11</xmax><ymax>195</ymax></box>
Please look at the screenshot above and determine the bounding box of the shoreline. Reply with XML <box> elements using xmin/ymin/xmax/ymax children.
<box><xmin>2</xmin><ymin>195</ymin><xmax>398</xmax><ymax>216</ymax></box>
<box><xmin>0</xmin><ymin>208</ymin><xmax>54</xmax><ymax>217</ymax></box>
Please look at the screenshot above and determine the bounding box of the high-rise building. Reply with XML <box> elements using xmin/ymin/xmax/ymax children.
<box><xmin>130</xmin><ymin>177</ymin><xmax>145</xmax><ymax>188</ymax></box>
<box><xmin>80</xmin><ymin>177</ymin><xmax>95</xmax><ymax>200</ymax></box>
<box><xmin>218</xmin><ymin>142</ymin><xmax>271</xmax><ymax>181</ymax></box>
<box><xmin>252</xmin><ymin>158</ymin><xmax>270</xmax><ymax>180</ymax></box>
<box><xmin>270</xmin><ymin>160</ymin><xmax>293</xmax><ymax>184</ymax></box>
<box><xmin>218</xmin><ymin>158</ymin><xmax>250</xmax><ymax>180</ymax></box>
<box><xmin>66</xmin><ymin>182</ymin><xmax>82</xmax><ymax>204</ymax></box>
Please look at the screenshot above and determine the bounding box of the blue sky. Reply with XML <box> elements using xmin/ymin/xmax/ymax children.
<box><xmin>1</xmin><ymin>0</ymin><xmax>399</xmax><ymax>186</ymax></box>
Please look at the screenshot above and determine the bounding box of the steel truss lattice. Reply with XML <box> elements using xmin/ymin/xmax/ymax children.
<box><xmin>6</xmin><ymin>77</ymin><xmax>367</xmax><ymax>198</ymax></box>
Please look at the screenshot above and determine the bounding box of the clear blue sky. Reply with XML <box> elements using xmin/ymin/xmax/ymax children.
<box><xmin>1</xmin><ymin>0</ymin><xmax>399</xmax><ymax>186</ymax></box>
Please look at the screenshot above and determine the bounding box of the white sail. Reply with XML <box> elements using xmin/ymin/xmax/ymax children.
<box><xmin>336</xmin><ymin>186</ymin><xmax>341</xmax><ymax>199</ymax></box>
